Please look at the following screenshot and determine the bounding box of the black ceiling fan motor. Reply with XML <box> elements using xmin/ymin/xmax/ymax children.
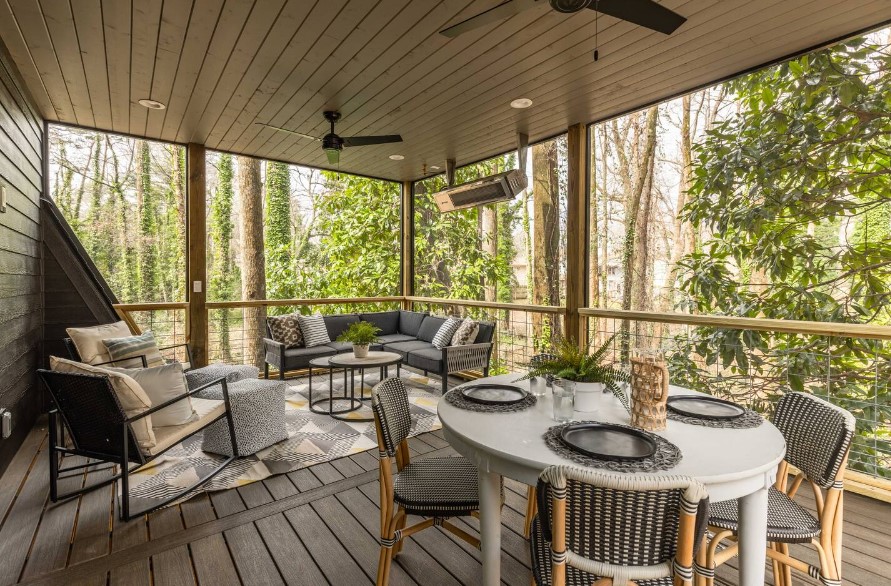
<box><xmin>549</xmin><ymin>0</ymin><xmax>592</xmax><ymax>13</ymax></box>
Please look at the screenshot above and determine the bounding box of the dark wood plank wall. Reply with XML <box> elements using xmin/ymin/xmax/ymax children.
<box><xmin>0</xmin><ymin>42</ymin><xmax>43</xmax><ymax>474</ymax></box>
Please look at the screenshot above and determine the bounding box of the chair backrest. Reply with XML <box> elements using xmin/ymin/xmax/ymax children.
<box><xmin>773</xmin><ymin>392</ymin><xmax>855</xmax><ymax>489</ymax></box>
<box><xmin>38</xmin><ymin>370</ymin><xmax>143</xmax><ymax>463</ymax></box>
<box><xmin>371</xmin><ymin>377</ymin><xmax>412</xmax><ymax>457</ymax></box>
<box><xmin>63</xmin><ymin>338</ymin><xmax>83</xmax><ymax>361</ymax></box>
<box><xmin>537</xmin><ymin>465</ymin><xmax>708</xmax><ymax>584</ymax></box>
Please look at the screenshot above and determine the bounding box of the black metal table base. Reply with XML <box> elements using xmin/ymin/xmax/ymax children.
<box><xmin>308</xmin><ymin>362</ymin><xmax>397</xmax><ymax>422</ymax></box>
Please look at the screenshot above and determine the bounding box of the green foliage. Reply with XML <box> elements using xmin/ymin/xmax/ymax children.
<box><xmin>519</xmin><ymin>335</ymin><xmax>629</xmax><ymax>394</ymax></box>
<box><xmin>336</xmin><ymin>320</ymin><xmax>382</xmax><ymax>345</ymax></box>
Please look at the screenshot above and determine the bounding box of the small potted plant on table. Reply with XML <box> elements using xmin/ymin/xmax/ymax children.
<box><xmin>520</xmin><ymin>335</ymin><xmax>629</xmax><ymax>412</ymax></box>
<box><xmin>337</xmin><ymin>321</ymin><xmax>381</xmax><ymax>359</ymax></box>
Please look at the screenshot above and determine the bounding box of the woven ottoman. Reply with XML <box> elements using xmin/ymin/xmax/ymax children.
<box><xmin>201</xmin><ymin>378</ymin><xmax>288</xmax><ymax>457</ymax></box>
<box><xmin>186</xmin><ymin>363</ymin><xmax>260</xmax><ymax>396</ymax></box>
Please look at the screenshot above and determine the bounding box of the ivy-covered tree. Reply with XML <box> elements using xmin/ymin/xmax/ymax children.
<box><xmin>265</xmin><ymin>161</ymin><xmax>294</xmax><ymax>300</ymax></box>
<box><xmin>209</xmin><ymin>154</ymin><xmax>239</xmax><ymax>360</ymax></box>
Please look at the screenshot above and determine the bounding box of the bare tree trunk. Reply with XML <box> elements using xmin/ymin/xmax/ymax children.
<box><xmin>481</xmin><ymin>204</ymin><xmax>498</xmax><ymax>302</ymax></box>
<box><xmin>237</xmin><ymin>156</ymin><xmax>266</xmax><ymax>367</ymax></box>
<box><xmin>532</xmin><ymin>141</ymin><xmax>562</xmax><ymax>347</ymax></box>
<box><xmin>589</xmin><ymin>127</ymin><xmax>600</xmax><ymax>309</ymax></box>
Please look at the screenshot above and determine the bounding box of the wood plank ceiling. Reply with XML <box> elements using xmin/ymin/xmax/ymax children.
<box><xmin>0</xmin><ymin>0</ymin><xmax>889</xmax><ymax>182</ymax></box>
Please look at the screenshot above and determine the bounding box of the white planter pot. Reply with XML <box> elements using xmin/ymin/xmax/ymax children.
<box><xmin>571</xmin><ymin>381</ymin><xmax>604</xmax><ymax>412</ymax></box>
<box><xmin>353</xmin><ymin>344</ymin><xmax>370</xmax><ymax>359</ymax></box>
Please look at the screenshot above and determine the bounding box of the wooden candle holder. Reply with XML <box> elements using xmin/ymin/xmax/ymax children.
<box><xmin>630</xmin><ymin>353</ymin><xmax>669</xmax><ymax>431</ymax></box>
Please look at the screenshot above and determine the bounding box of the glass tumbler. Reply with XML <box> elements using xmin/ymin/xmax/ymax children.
<box><xmin>552</xmin><ymin>380</ymin><xmax>576</xmax><ymax>423</ymax></box>
<box><xmin>529</xmin><ymin>376</ymin><xmax>548</xmax><ymax>397</ymax></box>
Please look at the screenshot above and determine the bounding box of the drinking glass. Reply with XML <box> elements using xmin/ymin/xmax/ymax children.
<box><xmin>529</xmin><ymin>375</ymin><xmax>548</xmax><ymax>397</ymax></box>
<box><xmin>552</xmin><ymin>380</ymin><xmax>576</xmax><ymax>423</ymax></box>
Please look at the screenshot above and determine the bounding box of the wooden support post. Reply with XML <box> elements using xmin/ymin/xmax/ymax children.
<box><xmin>187</xmin><ymin>143</ymin><xmax>208</xmax><ymax>367</ymax></box>
<box><xmin>566</xmin><ymin>123</ymin><xmax>589</xmax><ymax>347</ymax></box>
<box><xmin>401</xmin><ymin>180</ymin><xmax>414</xmax><ymax>310</ymax></box>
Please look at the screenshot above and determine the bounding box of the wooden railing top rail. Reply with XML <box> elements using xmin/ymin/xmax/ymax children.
<box><xmin>113</xmin><ymin>302</ymin><xmax>190</xmax><ymax>311</ymax></box>
<box><xmin>581</xmin><ymin>308</ymin><xmax>891</xmax><ymax>341</ymax></box>
<box><xmin>405</xmin><ymin>295</ymin><xmax>565</xmax><ymax>315</ymax></box>
<box><xmin>205</xmin><ymin>296</ymin><xmax>404</xmax><ymax>309</ymax></box>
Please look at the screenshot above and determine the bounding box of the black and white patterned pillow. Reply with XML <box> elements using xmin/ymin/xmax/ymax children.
<box><xmin>450</xmin><ymin>318</ymin><xmax>480</xmax><ymax>346</ymax></box>
<box><xmin>297</xmin><ymin>314</ymin><xmax>331</xmax><ymax>347</ymax></box>
<box><xmin>432</xmin><ymin>317</ymin><xmax>463</xmax><ymax>349</ymax></box>
<box><xmin>266</xmin><ymin>313</ymin><xmax>303</xmax><ymax>348</ymax></box>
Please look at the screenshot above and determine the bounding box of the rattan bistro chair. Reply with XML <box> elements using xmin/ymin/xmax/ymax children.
<box><xmin>37</xmin><ymin>369</ymin><xmax>238</xmax><ymax>521</ymax></box>
<box><xmin>531</xmin><ymin>465</ymin><xmax>709</xmax><ymax>586</ymax></box>
<box><xmin>371</xmin><ymin>377</ymin><xmax>493</xmax><ymax>586</ymax></box>
<box><xmin>697</xmin><ymin>392</ymin><xmax>854</xmax><ymax>586</ymax></box>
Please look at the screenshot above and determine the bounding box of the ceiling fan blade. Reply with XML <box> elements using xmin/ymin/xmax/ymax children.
<box><xmin>254</xmin><ymin>122</ymin><xmax>322</xmax><ymax>141</ymax></box>
<box><xmin>439</xmin><ymin>0</ymin><xmax>543</xmax><ymax>38</ymax></box>
<box><xmin>590</xmin><ymin>0</ymin><xmax>686</xmax><ymax>35</ymax></box>
<box><xmin>342</xmin><ymin>135</ymin><xmax>403</xmax><ymax>147</ymax></box>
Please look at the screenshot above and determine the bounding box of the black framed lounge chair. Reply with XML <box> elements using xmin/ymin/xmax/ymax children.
<box><xmin>64</xmin><ymin>336</ymin><xmax>194</xmax><ymax>369</ymax></box>
<box><xmin>698</xmin><ymin>392</ymin><xmax>854</xmax><ymax>586</ymax></box>
<box><xmin>37</xmin><ymin>369</ymin><xmax>239</xmax><ymax>521</ymax></box>
<box><xmin>531</xmin><ymin>465</ymin><xmax>709</xmax><ymax>585</ymax></box>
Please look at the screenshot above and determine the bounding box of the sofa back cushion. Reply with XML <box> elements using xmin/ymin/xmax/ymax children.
<box><xmin>476</xmin><ymin>321</ymin><xmax>495</xmax><ymax>344</ymax></box>
<box><xmin>359</xmin><ymin>311</ymin><xmax>400</xmax><ymax>336</ymax></box>
<box><xmin>417</xmin><ymin>316</ymin><xmax>447</xmax><ymax>343</ymax></box>
<box><xmin>323</xmin><ymin>314</ymin><xmax>360</xmax><ymax>341</ymax></box>
<box><xmin>398</xmin><ymin>310</ymin><xmax>428</xmax><ymax>337</ymax></box>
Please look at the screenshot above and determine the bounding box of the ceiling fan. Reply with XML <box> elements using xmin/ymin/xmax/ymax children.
<box><xmin>440</xmin><ymin>0</ymin><xmax>686</xmax><ymax>38</ymax></box>
<box><xmin>255</xmin><ymin>111</ymin><xmax>403</xmax><ymax>164</ymax></box>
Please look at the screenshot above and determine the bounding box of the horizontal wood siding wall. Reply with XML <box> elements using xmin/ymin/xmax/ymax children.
<box><xmin>0</xmin><ymin>43</ymin><xmax>43</xmax><ymax>473</ymax></box>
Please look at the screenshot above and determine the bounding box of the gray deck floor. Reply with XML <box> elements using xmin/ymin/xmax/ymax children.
<box><xmin>0</xmin><ymin>391</ymin><xmax>888</xmax><ymax>585</ymax></box>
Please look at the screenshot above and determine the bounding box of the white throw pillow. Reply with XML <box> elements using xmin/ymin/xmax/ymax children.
<box><xmin>451</xmin><ymin>318</ymin><xmax>480</xmax><ymax>346</ymax></box>
<box><xmin>432</xmin><ymin>317</ymin><xmax>463</xmax><ymax>349</ymax></box>
<box><xmin>49</xmin><ymin>356</ymin><xmax>157</xmax><ymax>450</ymax></box>
<box><xmin>105</xmin><ymin>363</ymin><xmax>197</xmax><ymax>427</ymax></box>
<box><xmin>66</xmin><ymin>321</ymin><xmax>132</xmax><ymax>365</ymax></box>
<box><xmin>297</xmin><ymin>314</ymin><xmax>331</xmax><ymax>347</ymax></box>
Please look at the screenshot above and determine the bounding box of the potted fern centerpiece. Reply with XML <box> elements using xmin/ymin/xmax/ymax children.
<box><xmin>337</xmin><ymin>321</ymin><xmax>381</xmax><ymax>359</ymax></box>
<box><xmin>520</xmin><ymin>335</ymin><xmax>629</xmax><ymax>412</ymax></box>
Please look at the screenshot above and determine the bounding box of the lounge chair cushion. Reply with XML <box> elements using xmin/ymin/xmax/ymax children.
<box><xmin>405</xmin><ymin>348</ymin><xmax>444</xmax><ymax>372</ymax></box>
<box><xmin>359</xmin><ymin>311</ymin><xmax>400</xmax><ymax>336</ymax></box>
<box><xmin>106</xmin><ymin>362</ymin><xmax>197</xmax><ymax>427</ymax></box>
<box><xmin>417</xmin><ymin>316</ymin><xmax>447</xmax><ymax>343</ymax></box>
<box><xmin>49</xmin><ymin>356</ymin><xmax>157</xmax><ymax>450</ymax></box>
<box><xmin>102</xmin><ymin>331</ymin><xmax>166</xmax><ymax>368</ymax></box>
<box><xmin>148</xmin><ymin>397</ymin><xmax>225</xmax><ymax>456</ymax></box>
<box><xmin>398</xmin><ymin>311</ymin><xmax>428</xmax><ymax>337</ymax></box>
<box><xmin>66</xmin><ymin>321</ymin><xmax>133</xmax><ymax>365</ymax></box>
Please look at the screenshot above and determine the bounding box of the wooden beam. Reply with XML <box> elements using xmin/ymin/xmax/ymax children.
<box><xmin>566</xmin><ymin>123</ymin><xmax>588</xmax><ymax>346</ymax></box>
<box><xmin>401</xmin><ymin>180</ymin><xmax>414</xmax><ymax>310</ymax></box>
<box><xmin>187</xmin><ymin>143</ymin><xmax>207</xmax><ymax>367</ymax></box>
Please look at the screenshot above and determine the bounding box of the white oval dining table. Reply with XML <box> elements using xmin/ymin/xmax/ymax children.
<box><xmin>438</xmin><ymin>374</ymin><xmax>787</xmax><ymax>586</ymax></box>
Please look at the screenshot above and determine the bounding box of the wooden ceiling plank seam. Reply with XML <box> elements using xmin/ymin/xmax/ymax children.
<box><xmin>0</xmin><ymin>1</ymin><xmax>54</xmax><ymax>126</ymax></box>
<box><xmin>101</xmin><ymin>0</ymin><xmax>131</xmax><ymax>132</ymax></box>
<box><xmin>0</xmin><ymin>53</ymin><xmax>44</xmax><ymax>156</ymax></box>
<box><xmin>171</xmin><ymin>0</ymin><xmax>257</xmax><ymax>143</ymax></box>
<box><xmin>233</xmin><ymin>0</ymin><xmax>371</xmax><ymax>156</ymax></box>
<box><xmin>187</xmin><ymin>0</ymin><xmax>289</xmax><ymax>144</ymax></box>
<box><xmin>2</xmin><ymin>0</ymin><xmax>76</xmax><ymax>122</ymax></box>
<box><xmin>127</xmin><ymin>0</ymin><xmax>163</xmax><ymax>136</ymax></box>
<box><xmin>173</xmin><ymin>0</ymin><xmax>288</xmax><ymax>145</ymax></box>
<box><xmin>384</xmin><ymin>0</ymin><xmax>890</xmax><ymax>173</ymax></box>
<box><xmin>215</xmin><ymin>2</ymin><xmax>426</xmax><ymax>157</ymax></box>
<box><xmin>282</xmin><ymin>0</ymin><xmax>554</xmax><ymax>164</ymax></box>
<box><xmin>69</xmin><ymin>0</ymin><xmax>112</xmax><ymax>130</ymax></box>
<box><xmin>33</xmin><ymin>0</ymin><xmax>94</xmax><ymax>127</ymax></box>
<box><xmin>254</xmin><ymin>0</ymin><xmax>419</xmax><ymax>161</ymax></box>
<box><xmin>145</xmin><ymin>0</ymin><xmax>196</xmax><ymax>139</ymax></box>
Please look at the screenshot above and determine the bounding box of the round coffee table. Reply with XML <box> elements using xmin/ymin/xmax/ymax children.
<box><xmin>308</xmin><ymin>351</ymin><xmax>403</xmax><ymax>422</ymax></box>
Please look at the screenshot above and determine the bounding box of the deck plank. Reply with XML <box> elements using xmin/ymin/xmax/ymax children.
<box><xmin>283</xmin><ymin>503</ymin><xmax>370</xmax><ymax>585</ymax></box>
<box><xmin>222</xmin><ymin>523</ymin><xmax>284</xmax><ymax>585</ymax></box>
<box><xmin>254</xmin><ymin>513</ymin><xmax>327</xmax><ymax>585</ymax></box>
<box><xmin>148</xmin><ymin>506</ymin><xmax>194</xmax><ymax>586</ymax></box>
<box><xmin>180</xmin><ymin>494</ymin><xmax>240</xmax><ymax>586</ymax></box>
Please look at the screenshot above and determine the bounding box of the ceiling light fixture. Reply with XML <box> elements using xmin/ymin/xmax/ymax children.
<box><xmin>430</xmin><ymin>165</ymin><xmax>441</xmax><ymax>170</ymax></box>
<box><xmin>389</xmin><ymin>154</ymin><xmax>405</xmax><ymax>161</ymax></box>
<box><xmin>510</xmin><ymin>98</ymin><xmax>533</xmax><ymax>109</ymax></box>
<box><xmin>138</xmin><ymin>99</ymin><xmax>166</xmax><ymax>110</ymax></box>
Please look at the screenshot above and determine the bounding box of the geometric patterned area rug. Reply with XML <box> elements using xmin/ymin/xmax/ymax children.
<box><xmin>125</xmin><ymin>371</ymin><xmax>441</xmax><ymax>512</ymax></box>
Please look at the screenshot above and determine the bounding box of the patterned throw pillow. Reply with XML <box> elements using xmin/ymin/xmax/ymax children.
<box><xmin>451</xmin><ymin>318</ymin><xmax>480</xmax><ymax>346</ymax></box>
<box><xmin>266</xmin><ymin>313</ymin><xmax>304</xmax><ymax>348</ymax></box>
<box><xmin>103</xmin><ymin>331</ymin><xmax>165</xmax><ymax>368</ymax></box>
<box><xmin>432</xmin><ymin>317</ymin><xmax>463</xmax><ymax>349</ymax></box>
<box><xmin>297</xmin><ymin>314</ymin><xmax>331</xmax><ymax>347</ymax></box>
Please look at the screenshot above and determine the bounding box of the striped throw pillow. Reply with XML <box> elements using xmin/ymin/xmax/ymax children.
<box><xmin>103</xmin><ymin>331</ymin><xmax>165</xmax><ymax>368</ymax></box>
<box><xmin>297</xmin><ymin>314</ymin><xmax>331</xmax><ymax>347</ymax></box>
<box><xmin>432</xmin><ymin>317</ymin><xmax>463</xmax><ymax>349</ymax></box>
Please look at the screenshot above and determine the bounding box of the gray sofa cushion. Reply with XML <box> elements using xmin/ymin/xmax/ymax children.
<box><xmin>376</xmin><ymin>333</ymin><xmax>416</xmax><ymax>345</ymax></box>
<box><xmin>406</xmin><ymin>348</ymin><xmax>443</xmax><ymax>372</ymax></box>
<box><xmin>323</xmin><ymin>314</ymin><xmax>360</xmax><ymax>341</ymax></box>
<box><xmin>417</xmin><ymin>316</ymin><xmax>447</xmax><ymax>343</ymax></box>
<box><xmin>398</xmin><ymin>310</ymin><xmax>428</xmax><ymax>337</ymax></box>
<box><xmin>277</xmin><ymin>346</ymin><xmax>336</xmax><ymax>369</ymax></box>
<box><xmin>383</xmin><ymin>340</ymin><xmax>436</xmax><ymax>358</ymax></box>
<box><xmin>360</xmin><ymin>311</ymin><xmax>400</xmax><ymax>336</ymax></box>
<box><xmin>325</xmin><ymin>341</ymin><xmax>354</xmax><ymax>353</ymax></box>
<box><xmin>476</xmin><ymin>321</ymin><xmax>495</xmax><ymax>344</ymax></box>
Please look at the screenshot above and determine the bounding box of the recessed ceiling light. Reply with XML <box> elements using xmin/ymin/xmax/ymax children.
<box><xmin>138</xmin><ymin>99</ymin><xmax>166</xmax><ymax>110</ymax></box>
<box><xmin>430</xmin><ymin>165</ymin><xmax>441</xmax><ymax>170</ymax></box>
<box><xmin>389</xmin><ymin>154</ymin><xmax>405</xmax><ymax>161</ymax></box>
<box><xmin>510</xmin><ymin>98</ymin><xmax>533</xmax><ymax>109</ymax></box>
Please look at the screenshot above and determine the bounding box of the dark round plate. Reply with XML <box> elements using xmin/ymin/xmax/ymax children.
<box><xmin>559</xmin><ymin>423</ymin><xmax>657</xmax><ymax>461</ymax></box>
<box><xmin>667</xmin><ymin>395</ymin><xmax>745</xmax><ymax>420</ymax></box>
<box><xmin>460</xmin><ymin>384</ymin><xmax>528</xmax><ymax>405</ymax></box>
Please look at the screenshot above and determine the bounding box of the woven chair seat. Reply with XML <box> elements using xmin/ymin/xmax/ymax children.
<box><xmin>709</xmin><ymin>486</ymin><xmax>821</xmax><ymax>544</ymax></box>
<box><xmin>393</xmin><ymin>457</ymin><xmax>481</xmax><ymax>516</ymax></box>
<box><xmin>529</xmin><ymin>517</ymin><xmax>673</xmax><ymax>586</ymax></box>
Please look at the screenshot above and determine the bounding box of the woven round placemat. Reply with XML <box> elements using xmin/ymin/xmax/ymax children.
<box><xmin>666</xmin><ymin>407</ymin><xmax>764</xmax><ymax>429</ymax></box>
<box><xmin>443</xmin><ymin>388</ymin><xmax>537</xmax><ymax>413</ymax></box>
<box><xmin>543</xmin><ymin>421</ymin><xmax>682</xmax><ymax>473</ymax></box>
